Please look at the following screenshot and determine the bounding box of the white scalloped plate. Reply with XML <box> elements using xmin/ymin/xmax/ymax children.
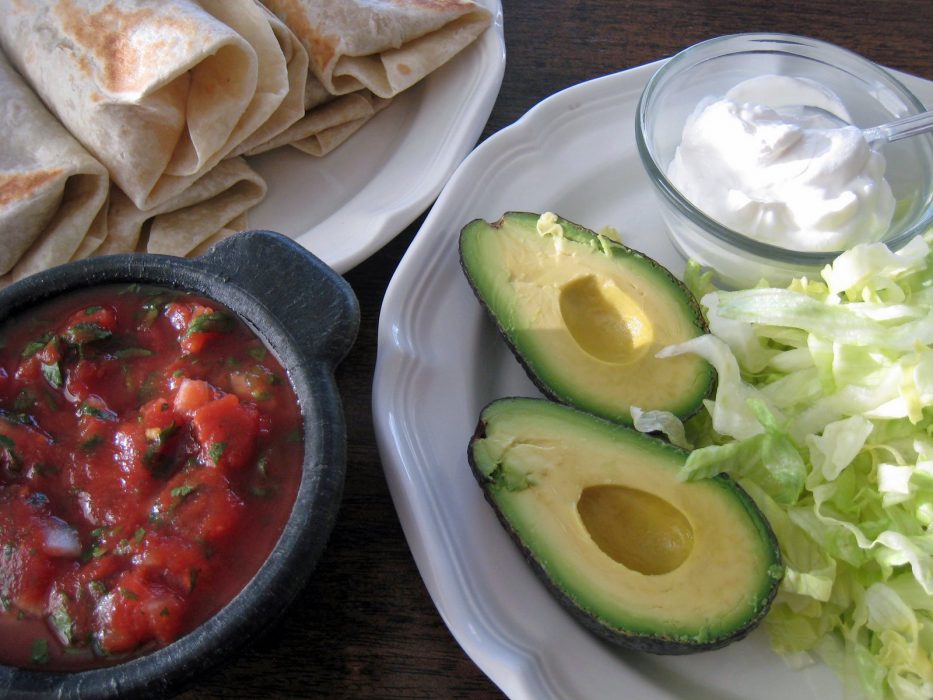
<box><xmin>247</xmin><ymin>0</ymin><xmax>505</xmax><ymax>274</ymax></box>
<box><xmin>373</xmin><ymin>61</ymin><xmax>933</xmax><ymax>699</ymax></box>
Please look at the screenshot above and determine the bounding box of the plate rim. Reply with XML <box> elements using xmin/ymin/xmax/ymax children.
<box><xmin>373</xmin><ymin>61</ymin><xmax>933</xmax><ymax>699</ymax></box>
<box><xmin>250</xmin><ymin>0</ymin><xmax>506</xmax><ymax>274</ymax></box>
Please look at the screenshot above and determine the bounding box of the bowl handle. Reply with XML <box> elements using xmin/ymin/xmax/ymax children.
<box><xmin>195</xmin><ymin>230</ymin><xmax>360</xmax><ymax>364</ymax></box>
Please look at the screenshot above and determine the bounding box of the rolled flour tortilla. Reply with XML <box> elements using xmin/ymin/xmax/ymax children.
<box><xmin>227</xmin><ymin>2</ymin><xmax>310</xmax><ymax>157</ymax></box>
<box><xmin>261</xmin><ymin>0</ymin><xmax>492</xmax><ymax>99</ymax></box>
<box><xmin>242</xmin><ymin>54</ymin><xmax>392</xmax><ymax>158</ymax></box>
<box><xmin>0</xmin><ymin>50</ymin><xmax>109</xmax><ymax>282</ymax></box>
<box><xmin>188</xmin><ymin>213</ymin><xmax>250</xmax><ymax>258</ymax></box>
<box><xmin>0</xmin><ymin>0</ymin><xmax>289</xmax><ymax>210</ymax></box>
<box><xmin>246</xmin><ymin>83</ymin><xmax>391</xmax><ymax>157</ymax></box>
<box><xmin>99</xmin><ymin>158</ymin><xmax>267</xmax><ymax>258</ymax></box>
<box><xmin>291</xmin><ymin>93</ymin><xmax>392</xmax><ymax>157</ymax></box>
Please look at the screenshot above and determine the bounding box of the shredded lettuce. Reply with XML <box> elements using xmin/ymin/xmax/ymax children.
<box><xmin>630</xmin><ymin>406</ymin><xmax>692</xmax><ymax>449</ymax></box>
<box><xmin>661</xmin><ymin>232</ymin><xmax>933</xmax><ymax>700</ymax></box>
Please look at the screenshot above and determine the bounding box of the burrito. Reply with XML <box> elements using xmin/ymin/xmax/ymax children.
<box><xmin>261</xmin><ymin>0</ymin><xmax>492</xmax><ymax>99</ymax></box>
<box><xmin>0</xmin><ymin>50</ymin><xmax>109</xmax><ymax>283</ymax></box>
<box><xmin>0</xmin><ymin>0</ymin><xmax>290</xmax><ymax>210</ymax></box>
<box><xmin>289</xmin><ymin>92</ymin><xmax>391</xmax><ymax>156</ymax></box>
<box><xmin>246</xmin><ymin>77</ymin><xmax>392</xmax><ymax>157</ymax></box>
<box><xmin>99</xmin><ymin>158</ymin><xmax>267</xmax><ymax>258</ymax></box>
<box><xmin>227</xmin><ymin>2</ymin><xmax>310</xmax><ymax>157</ymax></box>
<box><xmin>188</xmin><ymin>213</ymin><xmax>250</xmax><ymax>258</ymax></box>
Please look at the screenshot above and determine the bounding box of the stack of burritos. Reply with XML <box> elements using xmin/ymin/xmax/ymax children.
<box><xmin>0</xmin><ymin>0</ymin><xmax>492</xmax><ymax>284</ymax></box>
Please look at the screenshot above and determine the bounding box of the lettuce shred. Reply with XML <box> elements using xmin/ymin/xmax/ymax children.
<box><xmin>661</xmin><ymin>232</ymin><xmax>933</xmax><ymax>700</ymax></box>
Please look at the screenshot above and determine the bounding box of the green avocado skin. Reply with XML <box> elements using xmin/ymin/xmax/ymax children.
<box><xmin>467</xmin><ymin>397</ymin><xmax>783</xmax><ymax>655</ymax></box>
<box><xmin>458</xmin><ymin>212</ymin><xmax>715</xmax><ymax>425</ymax></box>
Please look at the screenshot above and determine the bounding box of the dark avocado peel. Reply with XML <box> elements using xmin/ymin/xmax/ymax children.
<box><xmin>468</xmin><ymin>397</ymin><xmax>783</xmax><ymax>654</ymax></box>
<box><xmin>459</xmin><ymin>211</ymin><xmax>714</xmax><ymax>426</ymax></box>
<box><xmin>459</xmin><ymin>212</ymin><xmax>782</xmax><ymax>655</ymax></box>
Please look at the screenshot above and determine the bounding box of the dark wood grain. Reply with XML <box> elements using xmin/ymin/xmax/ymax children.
<box><xmin>179</xmin><ymin>3</ymin><xmax>931</xmax><ymax>698</ymax></box>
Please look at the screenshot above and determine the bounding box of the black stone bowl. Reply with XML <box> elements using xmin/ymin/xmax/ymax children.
<box><xmin>0</xmin><ymin>231</ymin><xmax>359</xmax><ymax>699</ymax></box>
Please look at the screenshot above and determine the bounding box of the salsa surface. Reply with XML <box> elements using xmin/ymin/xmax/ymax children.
<box><xmin>0</xmin><ymin>284</ymin><xmax>303</xmax><ymax>670</ymax></box>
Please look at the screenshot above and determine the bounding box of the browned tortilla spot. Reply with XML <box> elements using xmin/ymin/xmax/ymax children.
<box><xmin>53</xmin><ymin>0</ymin><xmax>199</xmax><ymax>94</ymax></box>
<box><xmin>397</xmin><ymin>63</ymin><xmax>411</xmax><ymax>75</ymax></box>
<box><xmin>76</xmin><ymin>53</ymin><xmax>92</xmax><ymax>80</ymax></box>
<box><xmin>0</xmin><ymin>169</ymin><xmax>64</xmax><ymax>209</ymax></box>
<box><xmin>264</xmin><ymin>0</ymin><xmax>339</xmax><ymax>71</ymax></box>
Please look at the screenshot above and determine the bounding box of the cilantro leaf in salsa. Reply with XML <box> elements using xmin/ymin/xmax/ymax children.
<box><xmin>78</xmin><ymin>403</ymin><xmax>117</xmax><ymax>422</ymax></box>
<box><xmin>170</xmin><ymin>484</ymin><xmax>197</xmax><ymax>499</ymax></box>
<box><xmin>21</xmin><ymin>333</ymin><xmax>54</xmax><ymax>359</ymax></box>
<box><xmin>63</xmin><ymin>323</ymin><xmax>112</xmax><ymax>345</ymax></box>
<box><xmin>0</xmin><ymin>282</ymin><xmax>302</xmax><ymax>670</ymax></box>
<box><xmin>112</xmin><ymin>347</ymin><xmax>154</xmax><ymax>359</ymax></box>
<box><xmin>30</xmin><ymin>638</ymin><xmax>49</xmax><ymax>665</ymax></box>
<box><xmin>184</xmin><ymin>312</ymin><xmax>233</xmax><ymax>338</ymax></box>
<box><xmin>208</xmin><ymin>442</ymin><xmax>227</xmax><ymax>464</ymax></box>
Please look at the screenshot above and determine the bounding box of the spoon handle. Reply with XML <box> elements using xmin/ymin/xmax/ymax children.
<box><xmin>865</xmin><ymin>109</ymin><xmax>933</xmax><ymax>143</ymax></box>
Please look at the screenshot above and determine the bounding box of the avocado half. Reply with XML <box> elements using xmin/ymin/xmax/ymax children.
<box><xmin>469</xmin><ymin>397</ymin><xmax>782</xmax><ymax>654</ymax></box>
<box><xmin>459</xmin><ymin>212</ymin><xmax>714</xmax><ymax>425</ymax></box>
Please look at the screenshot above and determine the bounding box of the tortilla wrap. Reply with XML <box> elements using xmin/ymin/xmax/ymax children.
<box><xmin>188</xmin><ymin>213</ymin><xmax>251</xmax><ymax>258</ymax></box>
<box><xmin>247</xmin><ymin>86</ymin><xmax>391</xmax><ymax>157</ymax></box>
<box><xmin>0</xmin><ymin>50</ymin><xmax>109</xmax><ymax>282</ymax></box>
<box><xmin>99</xmin><ymin>158</ymin><xmax>266</xmax><ymax>258</ymax></box>
<box><xmin>261</xmin><ymin>0</ymin><xmax>492</xmax><ymax>99</ymax></box>
<box><xmin>228</xmin><ymin>3</ymin><xmax>310</xmax><ymax>157</ymax></box>
<box><xmin>0</xmin><ymin>0</ymin><xmax>289</xmax><ymax>210</ymax></box>
<box><xmin>304</xmin><ymin>71</ymin><xmax>339</xmax><ymax>111</ymax></box>
<box><xmin>292</xmin><ymin>93</ymin><xmax>393</xmax><ymax>156</ymax></box>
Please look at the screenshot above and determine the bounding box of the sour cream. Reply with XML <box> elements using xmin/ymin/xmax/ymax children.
<box><xmin>667</xmin><ymin>76</ymin><xmax>895</xmax><ymax>252</ymax></box>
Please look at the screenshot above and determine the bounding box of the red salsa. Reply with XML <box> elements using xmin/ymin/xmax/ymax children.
<box><xmin>0</xmin><ymin>284</ymin><xmax>303</xmax><ymax>669</ymax></box>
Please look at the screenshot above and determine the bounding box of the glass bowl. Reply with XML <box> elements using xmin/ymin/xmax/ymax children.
<box><xmin>635</xmin><ymin>33</ymin><xmax>933</xmax><ymax>289</ymax></box>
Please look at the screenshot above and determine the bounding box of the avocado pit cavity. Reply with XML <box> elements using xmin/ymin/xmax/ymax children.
<box><xmin>577</xmin><ymin>485</ymin><xmax>694</xmax><ymax>575</ymax></box>
<box><xmin>459</xmin><ymin>212</ymin><xmax>714</xmax><ymax>424</ymax></box>
<box><xmin>467</xmin><ymin>397</ymin><xmax>782</xmax><ymax>653</ymax></box>
<box><xmin>559</xmin><ymin>275</ymin><xmax>653</xmax><ymax>364</ymax></box>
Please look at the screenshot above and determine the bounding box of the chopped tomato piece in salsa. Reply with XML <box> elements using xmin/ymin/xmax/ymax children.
<box><xmin>0</xmin><ymin>284</ymin><xmax>303</xmax><ymax>670</ymax></box>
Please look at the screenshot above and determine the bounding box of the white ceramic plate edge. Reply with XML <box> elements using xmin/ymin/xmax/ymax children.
<box><xmin>248</xmin><ymin>1</ymin><xmax>505</xmax><ymax>274</ymax></box>
<box><xmin>374</xmin><ymin>63</ymin><xmax>662</xmax><ymax>700</ymax></box>
<box><xmin>373</xmin><ymin>61</ymin><xmax>933</xmax><ymax>700</ymax></box>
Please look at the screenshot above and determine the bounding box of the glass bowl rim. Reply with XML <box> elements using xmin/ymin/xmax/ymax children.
<box><xmin>634</xmin><ymin>31</ymin><xmax>933</xmax><ymax>266</ymax></box>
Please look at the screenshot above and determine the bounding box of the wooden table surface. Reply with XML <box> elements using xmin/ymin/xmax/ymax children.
<box><xmin>181</xmin><ymin>2</ymin><xmax>932</xmax><ymax>698</ymax></box>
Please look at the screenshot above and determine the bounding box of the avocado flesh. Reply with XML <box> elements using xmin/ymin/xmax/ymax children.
<box><xmin>459</xmin><ymin>212</ymin><xmax>714</xmax><ymax>424</ymax></box>
<box><xmin>469</xmin><ymin>397</ymin><xmax>782</xmax><ymax>654</ymax></box>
